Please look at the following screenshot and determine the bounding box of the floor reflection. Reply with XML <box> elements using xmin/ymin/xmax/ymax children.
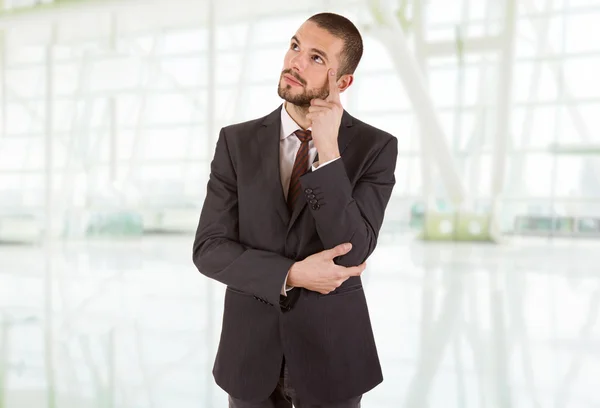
<box><xmin>0</xmin><ymin>234</ymin><xmax>599</xmax><ymax>407</ymax></box>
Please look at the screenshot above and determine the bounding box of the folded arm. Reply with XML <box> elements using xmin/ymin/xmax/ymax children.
<box><xmin>299</xmin><ymin>136</ymin><xmax>398</xmax><ymax>267</ymax></box>
<box><xmin>192</xmin><ymin>128</ymin><xmax>294</xmax><ymax>306</ymax></box>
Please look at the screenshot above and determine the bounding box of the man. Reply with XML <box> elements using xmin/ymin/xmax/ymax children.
<box><xmin>193</xmin><ymin>12</ymin><xmax>398</xmax><ymax>408</ymax></box>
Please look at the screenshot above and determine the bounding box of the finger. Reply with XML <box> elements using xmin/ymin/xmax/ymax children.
<box><xmin>334</xmin><ymin>277</ymin><xmax>349</xmax><ymax>289</ymax></box>
<box><xmin>347</xmin><ymin>263</ymin><xmax>366</xmax><ymax>277</ymax></box>
<box><xmin>325</xmin><ymin>243</ymin><xmax>352</xmax><ymax>259</ymax></box>
<box><xmin>310</xmin><ymin>98</ymin><xmax>334</xmax><ymax>107</ymax></box>
<box><xmin>326</xmin><ymin>69</ymin><xmax>340</xmax><ymax>103</ymax></box>
<box><xmin>308</xmin><ymin>106</ymin><xmax>330</xmax><ymax>113</ymax></box>
<box><xmin>306</xmin><ymin>111</ymin><xmax>326</xmax><ymax>121</ymax></box>
<box><xmin>350</xmin><ymin>261</ymin><xmax>367</xmax><ymax>274</ymax></box>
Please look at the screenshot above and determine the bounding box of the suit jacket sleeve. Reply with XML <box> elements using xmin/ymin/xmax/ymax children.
<box><xmin>299</xmin><ymin>136</ymin><xmax>398</xmax><ymax>267</ymax></box>
<box><xmin>192</xmin><ymin>128</ymin><xmax>295</xmax><ymax>306</ymax></box>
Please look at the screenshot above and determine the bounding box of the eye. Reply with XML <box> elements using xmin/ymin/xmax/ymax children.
<box><xmin>290</xmin><ymin>42</ymin><xmax>299</xmax><ymax>51</ymax></box>
<box><xmin>312</xmin><ymin>55</ymin><xmax>323</xmax><ymax>64</ymax></box>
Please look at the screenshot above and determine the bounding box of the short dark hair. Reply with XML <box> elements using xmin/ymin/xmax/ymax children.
<box><xmin>307</xmin><ymin>13</ymin><xmax>363</xmax><ymax>77</ymax></box>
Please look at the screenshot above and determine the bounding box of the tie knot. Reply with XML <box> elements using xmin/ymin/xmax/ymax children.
<box><xmin>294</xmin><ymin>129</ymin><xmax>312</xmax><ymax>143</ymax></box>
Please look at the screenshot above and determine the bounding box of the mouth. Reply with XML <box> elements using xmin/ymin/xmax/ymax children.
<box><xmin>283</xmin><ymin>74</ymin><xmax>303</xmax><ymax>87</ymax></box>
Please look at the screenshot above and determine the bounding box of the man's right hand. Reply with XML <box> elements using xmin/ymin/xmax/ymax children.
<box><xmin>286</xmin><ymin>243</ymin><xmax>366</xmax><ymax>295</ymax></box>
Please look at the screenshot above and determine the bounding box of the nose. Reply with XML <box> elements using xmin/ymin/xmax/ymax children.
<box><xmin>290</xmin><ymin>52</ymin><xmax>306</xmax><ymax>72</ymax></box>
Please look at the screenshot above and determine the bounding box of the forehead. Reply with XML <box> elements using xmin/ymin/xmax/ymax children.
<box><xmin>294</xmin><ymin>21</ymin><xmax>344</xmax><ymax>60</ymax></box>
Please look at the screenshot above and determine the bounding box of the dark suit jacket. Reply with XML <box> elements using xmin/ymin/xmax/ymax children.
<box><xmin>192</xmin><ymin>105</ymin><xmax>398</xmax><ymax>404</ymax></box>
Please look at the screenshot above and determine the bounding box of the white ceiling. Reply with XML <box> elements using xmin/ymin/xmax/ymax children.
<box><xmin>0</xmin><ymin>0</ymin><xmax>364</xmax><ymax>47</ymax></box>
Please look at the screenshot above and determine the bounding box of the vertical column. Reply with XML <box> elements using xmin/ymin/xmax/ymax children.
<box><xmin>413</xmin><ymin>0</ymin><xmax>434</xmax><ymax>211</ymax></box>
<box><xmin>108</xmin><ymin>328</ymin><xmax>116</xmax><ymax>408</ymax></box>
<box><xmin>109</xmin><ymin>98</ymin><xmax>117</xmax><ymax>183</ymax></box>
<box><xmin>490</xmin><ymin>0</ymin><xmax>517</xmax><ymax>216</ymax></box>
<box><xmin>205</xmin><ymin>1</ymin><xmax>216</xmax><ymax>407</ymax></box>
<box><xmin>109</xmin><ymin>13</ymin><xmax>118</xmax><ymax>184</ymax></box>
<box><xmin>489</xmin><ymin>269</ymin><xmax>512</xmax><ymax>408</ymax></box>
<box><xmin>549</xmin><ymin>0</ymin><xmax>568</xmax><ymax>237</ymax></box>
<box><xmin>489</xmin><ymin>0</ymin><xmax>517</xmax><ymax>399</ymax></box>
<box><xmin>44</xmin><ymin>23</ymin><xmax>58</xmax><ymax>408</ymax></box>
<box><xmin>0</xmin><ymin>29</ymin><xmax>6</xmax><ymax>140</ymax></box>
<box><xmin>44</xmin><ymin>26</ymin><xmax>57</xmax><ymax>240</ymax></box>
<box><xmin>207</xmin><ymin>0</ymin><xmax>216</xmax><ymax>146</ymax></box>
<box><xmin>367</xmin><ymin>0</ymin><xmax>467</xmax><ymax>206</ymax></box>
<box><xmin>0</xmin><ymin>317</ymin><xmax>7</xmax><ymax>408</ymax></box>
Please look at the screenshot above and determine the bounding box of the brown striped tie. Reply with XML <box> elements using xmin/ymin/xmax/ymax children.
<box><xmin>287</xmin><ymin>129</ymin><xmax>312</xmax><ymax>211</ymax></box>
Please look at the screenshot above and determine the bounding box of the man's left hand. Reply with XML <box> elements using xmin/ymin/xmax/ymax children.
<box><xmin>307</xmin><ymin>69</ymin><xmax>343</xmax><ymax>163</ymax></box>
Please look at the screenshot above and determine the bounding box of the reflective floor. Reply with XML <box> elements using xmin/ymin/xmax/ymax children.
<box><xmin>1</xmin><ymin>233</ymin><xmax>599</xmax><ymax>407</ymax></box>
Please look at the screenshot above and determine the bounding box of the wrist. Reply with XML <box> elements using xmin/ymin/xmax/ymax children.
<box><xmin>318</xmin><ymin>151</ymin><xmax>340</xmax><ymax>164</ymax></box>
<box><xmin>316</xmin><ymin>141</ymin><xmax>340</xmax><ymax>162</ymax></box>
<box><xmin>287</xmin><ymin>262</ymin><xmax>301</xmax><ymax>288</ymax></box>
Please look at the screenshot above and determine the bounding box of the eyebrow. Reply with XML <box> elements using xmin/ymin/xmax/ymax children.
<box><xmin>291</xmin><ymin>35</ymin><xmax>329</xmax><ymax>63</ymax></box>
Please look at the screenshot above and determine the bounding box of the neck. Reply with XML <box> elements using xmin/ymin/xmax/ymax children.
<box><xmin>284</xmin><ymin>102</ymin><xmax>312</xmax><ymax>130</ymax></box>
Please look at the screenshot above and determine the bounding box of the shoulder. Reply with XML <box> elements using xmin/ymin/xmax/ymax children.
<box><xmin>347</xmin><ymin>113</ymin><xmax>397</xmax><ymax>148</ymax></box>
<box><xmin>222</xmin><ymin>116</ymin><xmax>266</xmax><ymax>135</ymax></box>
<box><xmin>221</xmin><ymin>106</ymin><xmax>281</xmax><ymax>140</ymax></box>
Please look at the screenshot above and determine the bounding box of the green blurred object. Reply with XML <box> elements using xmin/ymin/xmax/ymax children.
<box><xmin>456</xmin><ymin>213</ymin><xmax>492</xmax><ymax>241</ymax></box>
<box><xmin>409</xmin><ymin>202</ymin><xmax>425</xmax><ymax>228</ymax></box>
<box><xmin>578</xmin><ymin>218</ymin><xmax>600</xmax><ymax>233</ymax></box>
<box><xmin>421</xmin><ymin>211</ymin><xmax>493</xmax><ymax>242</ymax></box>
<box><xmin>514</xmin><ymin>215</ymin><xmax>600</xmax><ymax>236</ymax></box>
<box><xmin>514</xmin><ymin>215</ymin><xmax>575</xmax><ymax>234</ymax></box>
<box><xmin>549</xmin><ymin>143</ymin><xmax>600</xmax><ymax>155</ymax></box>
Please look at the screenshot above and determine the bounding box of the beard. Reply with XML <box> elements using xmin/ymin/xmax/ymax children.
<box><xmin>277</xmin><ymin>70</ymin><xmax>329</xmax><ymax>108</ymax></box>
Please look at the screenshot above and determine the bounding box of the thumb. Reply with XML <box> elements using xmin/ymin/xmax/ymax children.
<box><xmin>326</xmin><ymin>243</ymin><xmax>352</xmax><ymax>259</ymax></box>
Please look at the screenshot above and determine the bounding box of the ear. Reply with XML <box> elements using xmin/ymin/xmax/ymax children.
<box><xmin>337</xmin><ymin>74</ymin><xmax>354</xmax><ymax>93</ymax></box>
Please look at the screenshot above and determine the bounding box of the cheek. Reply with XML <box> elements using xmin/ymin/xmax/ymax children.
<box><xmin>282</xmin><ymin>51</ymin><xmax>294</xmax><ymax>67</ymax></box>
<box><xmin>307</xmin><ymin>74</ymin><xmax>326</xmax><ymax>91</ymax></box>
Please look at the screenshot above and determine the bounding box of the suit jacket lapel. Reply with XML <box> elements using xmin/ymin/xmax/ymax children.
<box><xmin>286</xmin><ymin>110</ymin><xmax>357</xmax><ymax>236</ymax></box>
<box><xmin>258</xmin><ymin>105</ymin><xmax>290</xmax><ymax>227</ymax></box>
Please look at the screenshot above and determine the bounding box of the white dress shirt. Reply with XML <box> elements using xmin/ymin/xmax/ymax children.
<box><xmin>279</xmin><ymin>102</ymin><xmax>339</xmax><ymax>296</ymax></box>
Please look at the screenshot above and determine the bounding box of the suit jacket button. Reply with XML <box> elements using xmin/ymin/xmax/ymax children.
<box><xmin>312</xmin><ymin>204</ymin><xmax>320</xmax><ymax>210</ymax></box>
<box><xmin>304</xmin><ymin>188</ymin><xmax>313</xmax><ymax>194</ymax></box>
<box><xmin>307</xmin><ymin>194</ymin><xmax>316</xmax><ymax>199</ymax></box>
<box><xmin>309</xmin><ymin>199</ymin><xmax>318</xmax><ymax>204</ymax></box>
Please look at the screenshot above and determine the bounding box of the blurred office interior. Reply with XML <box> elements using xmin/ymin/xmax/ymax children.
<box><xmin>0</xmin><ymin>0</ymin><xmax>599</xmax><ymax>407</ymax></box>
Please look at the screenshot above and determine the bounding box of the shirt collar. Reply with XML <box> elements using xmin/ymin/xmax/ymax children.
<box><xmin>280</xmin><ymin>102</ymin><xmax>311</xmax><ymax>140</ymax></box>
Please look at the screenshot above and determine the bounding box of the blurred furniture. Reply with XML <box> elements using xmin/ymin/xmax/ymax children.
<box><xmin>514</xmin><ymin>215</ymin><xmax>600</xmax><ymax>237</ymax></box>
